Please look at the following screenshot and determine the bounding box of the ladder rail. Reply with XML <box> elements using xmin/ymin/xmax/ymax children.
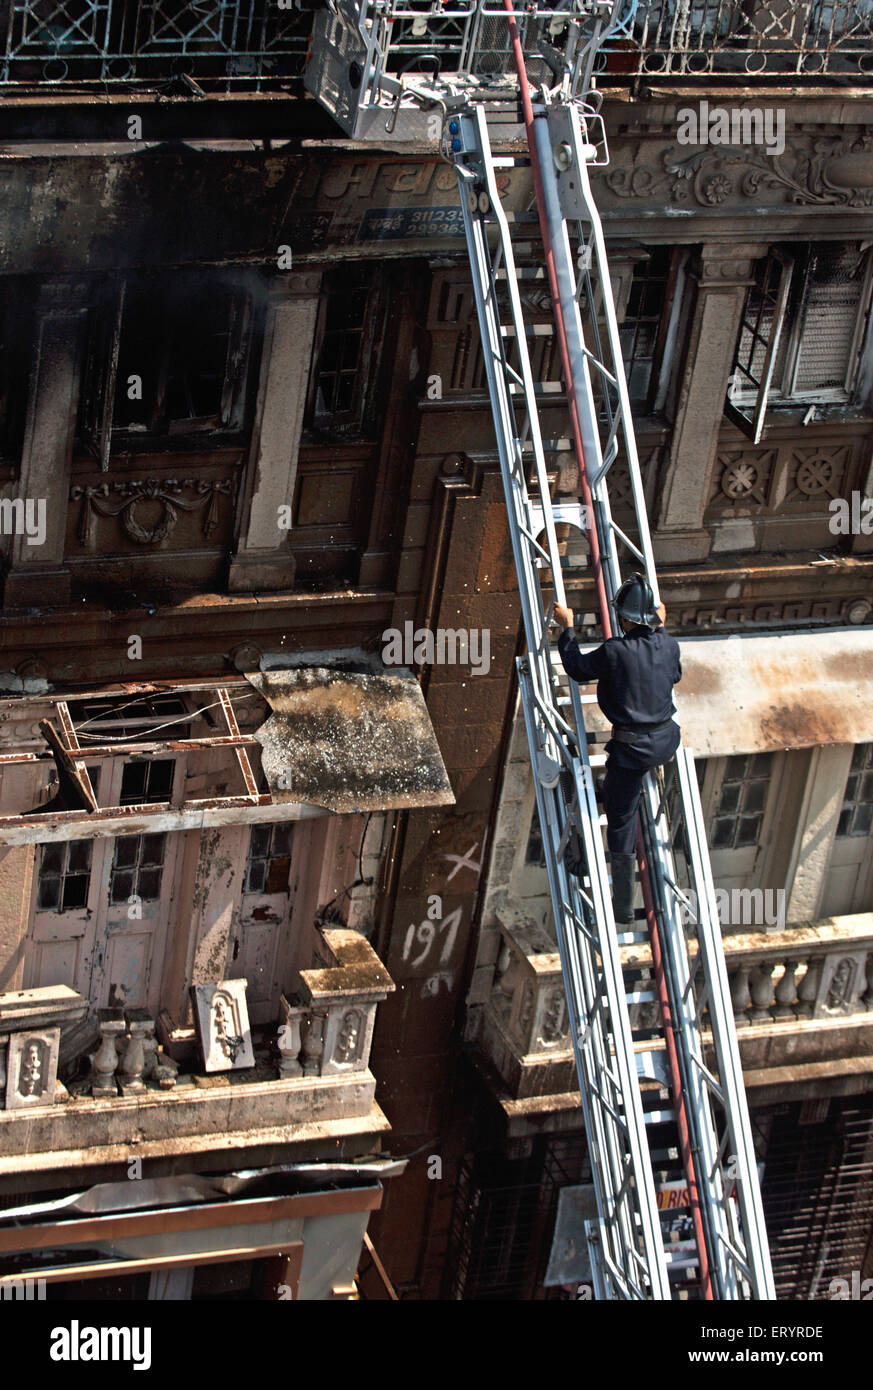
<box><xmin>305</xmin><ymin>0</ymin><xmax>777</xmax><ymax>1301</ymax></box>
<box><xmin>459</xmin><ymin>105</ymin><xmax>671</xmax><ymax>1299</ymax></box>
<box><xmin>527</xmin><ymin>91</ymin><xmax>776</xmax><ymax>1300</ymax></box>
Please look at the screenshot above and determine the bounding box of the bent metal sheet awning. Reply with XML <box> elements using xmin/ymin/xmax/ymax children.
<box><xmin>246</xmin><ymin>668</ymin><xmax>454</xmax><ymax>814</ymax></box>
<box><xmin>576</xmin><ymin>627</ymin><xmax>873</xmax><ymax>759</ymax></box>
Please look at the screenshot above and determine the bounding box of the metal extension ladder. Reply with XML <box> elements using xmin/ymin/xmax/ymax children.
<box><xmin>305</xmin><ymin>0</ymin><xmax>775</xmax><ymax>1300</ymax></box>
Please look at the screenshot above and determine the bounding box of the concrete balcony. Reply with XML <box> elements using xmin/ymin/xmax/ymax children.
<box><xmin>476</xmin><ymin>914</ymin><xmax>873</xmax><ymax>1142</ymax></box>
<box><xmin>0</xmin><ymin>928</ymin><xmax>394</xmax><ymax>1183</ymax></box>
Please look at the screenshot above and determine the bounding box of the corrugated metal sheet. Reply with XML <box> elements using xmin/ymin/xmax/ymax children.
<box><xmin>247</xmin><ymin>667</ymin><xmax>455</xmax><ymax>813</ymax></box>
<box><xmin>577</xmin><ymin>628</ymin><xmax>873</xmax><ymax>759</ymax></box>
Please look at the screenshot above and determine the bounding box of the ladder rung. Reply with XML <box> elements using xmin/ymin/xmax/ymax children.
<box><xmin>508</xmin><ymin>381</ymin><xmax>564</xmax><ymax>397</ymax></box>
<box><xmin>500</xmin><ymin>323</ymin><xmax>554</xmax><ymax>339</ymax></box>
<box><xmin>625</xmin><ymin>990</ymin><xmax>658</xmax><ymax>1005</ymax></box>
<box><xmin>505</xmin><ymin>211</ymin><xmax>540</xmax><ymax>224</ymax></box>
<box><xmin>644</xmin><ymin>1108</ymin><xmax>676</xmax><ymax>1125</ymax></box>
<box><xmin>496</xmin><ymin>266</ymin><xmax>548</xmax><ymax>281</ymax></box>
<box><xmin>491</xmin><ymin>155</ymin><xmax>532</xmax><ymax>168</ymax></box>
<box><xmin>616</xmin><ymin>930</ymin><xmax>647</xmax><ymax>946</ymax></box>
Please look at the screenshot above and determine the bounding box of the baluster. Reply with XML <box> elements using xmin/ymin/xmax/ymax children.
<box><xmin>301</xmin><ymin>1011</ymin><xmax>326</xmax><ymax>1077</ymax></box>
<box><xmin>495</xmin><ymin>939</ymin><xmax>513</xmax><ymax>996</ymax></box>
<box><xmin>140</xmin><ymin>1018</ymin><xmax>158</xmax><ymax>1081</ymax></box>
<box><xmin>863</xmin><ymin>953</ymin><xmax>873</xmax><ymax>1012</ymax></box>
<box><xmin>119</xmin><ymin>1010</ymin><xmax>153</xmax><ymax>1095</ymax></box>
<box><xmin>796</xmin><ymin>957</ymin><xmax>822</xmax><ymax>1018</ymax></box>
<box><xmin>749</xmin><ymin>962</ymin><xmax>775</xmax><ymax>1023</ymax></box>
<box><xmin>773</xmin><ymin>958</ymin><xmax>799</xmax><ymax>1020</ymax></box>
<box><xmin>92</xmin><ymin>1008</ymin><xmax>126</xmax><ymax>1098</ymax></box>
<box><xmin>729</xmin><ymin>963</ymin><xmax>752</xmax><ymax>1026</ymax></box>
<box><xmin>278</xmin><ymin>996</ymin><xmax>304</xmax><ymax>1078</ymax></box>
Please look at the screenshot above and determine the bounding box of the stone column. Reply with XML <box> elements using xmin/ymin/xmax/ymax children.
<box><xmin>228</xmin><ymin>271</ymin><xmax>322</xmax><ymax>593</ymax></box>
<box><xmin>3</xmin><ymin>281</ymin><xmax>87</xmax><ymax>608</ymax></box>
<box><xmin>0</xmin><ymin>844</ymin><xmax>36</xmax><ymax>992</ymax></box>
<box><xmin>654</xmin><ymin>244</ymin><xmax>767</xmax><ymax>564</ymax></box>
<box><xmin>167</xmin><ymin>826</ymin><xmax>248</xmax><ymax>1027</ymax></box>
<box><xmin>784</xmin><ymin>744</ymin><xmax>855</xmax><ymax>923</ymax></box>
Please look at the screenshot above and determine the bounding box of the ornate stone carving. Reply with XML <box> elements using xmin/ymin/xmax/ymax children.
<box><xmin>721</xmin><ymin>460</ymin><xmax>759</xmax><ymax>500</ymax></box>
<box><xmin>784</xmin><ymin>446</ymin><xmax>849</xmax><ymax>507</ymax></box>
<box><xmin>191</xmin><ymin>979</ymin><xmax>255</xmax><ymax>1072</ymax></box>
<box><xmin>604</xmin><ymin>132</ymin><xmax>873</xmax><ymax>209</ymax></box>
<box><xmin>538</xmin><ymin>986</ymin><xmax>567</xmax><ymax>1044</ymax></box>
<box><xmin>71</xmin><ymin>477</ymin><xmax>234</xmax><ymax>547</ymax></box>
<box><xmin>5</xmin><ymin>1027</ymin><xmax>60</xmax><ymax>1109</ymax></box>
<box><xmin>334</xmin><ymin>1008</ymin><xmax>363</xmax><ymax>1064</ymax></box>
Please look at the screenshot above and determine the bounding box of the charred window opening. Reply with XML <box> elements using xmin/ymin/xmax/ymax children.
<box><xmin>619</xmin><ymin>246</ymin><xmax>678</xmax><ymax>409</ymax></box>
<box><xmin>727</xmin><ymin>242</ymin><xmax>873</xmax><ymax>440</ymax></box>
<box><xmin>837</xmin><ymin>743</ymin><xmax>873</xmax><ymax>839</ymax></box>
<box><xmin>245</xmin><ymin>822</ymin><xmax>293</xmax><ymax>894</ymax></box>
<box><xmin>119</xmin><ymin>758</ymin><xmax>175</xmax><ymax>806</ymax></box>
<box><xmin>78</xmin><ymin>272</ymin><xmax>259</xmax><ymax>465</ymax></box>
<box><xmin>37</xmin><ymin>837</ymin><xmax>93</xmax><ymax>912</ymax></box>
<box><xmin>72</xmin><ymin>696</ymin><xmax>191</xmax><ymax>744</ymax></box>
<box><xmin>304</xmin><ymin>264</ymin><xmax>389</xmax><ymax>439</ymax></box>
<box><xmin>0</xmin><ymin>279</ymin><xmax>35</xmax><ymax>463</ymax></box>
<box><xmin>110</xmin><ymin>833</ymin><xmax>166</xmax><ymax>904</ymax></box>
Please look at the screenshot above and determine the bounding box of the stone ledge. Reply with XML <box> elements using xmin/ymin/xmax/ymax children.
<box><xmin>0</xmin><ymin>1069</ymin><xmax>380</xmax><ymax>1156</ymax></box>
<box><xmin>301</xmin><ymin>928</ymin><xmax>395</xmax><ymax>1001</ymax></box>
<box><xmin>0</xmin><ymin>1102</ymin><xmax>391</xmax><ymax>1178</ymax></box>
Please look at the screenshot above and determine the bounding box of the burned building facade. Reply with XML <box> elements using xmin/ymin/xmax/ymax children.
<box><xmin>0</xmin><ymin>0</ymin><xmax>870</xmax><ymax>1299</ymax></box>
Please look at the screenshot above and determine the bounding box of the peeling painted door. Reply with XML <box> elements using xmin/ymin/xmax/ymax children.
<box><xmin>25</xmin><ymin>842</ymin><xmax>101</xmax><ymax>996</ymax></box>
<box><xmin>699</xmin><ymin>752</ymin><xmax>787</xmax><ymax>906</ymax></box>
<box><xmin>87</xmin><ymin>758</ymin><xmax>182</xmax><ymax>1014</ymax></box>
<box><xmin>24</xmin><ymin>763</ymin><xmax>105</xmax><ymax>998</ymax></box>
<box><xmin>90</xmin><ymin>829</ymin><xmax>180</xmax><ymax>1014</ymax></box>
<box><xmin>235</xmin><ymin>823</ymin><xmax>294</xmax><ymax>1024</ymax></box>
<box><xmin>820</xmin><ymin>742</ymin><xmax>873</xmax><ymax>917</ymax></box>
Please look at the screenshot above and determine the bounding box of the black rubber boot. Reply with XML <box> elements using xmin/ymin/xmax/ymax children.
<box><xmin>610</xmin><ymin>852</ymin><xmax>637</xmax><ymax>925</ymax></box>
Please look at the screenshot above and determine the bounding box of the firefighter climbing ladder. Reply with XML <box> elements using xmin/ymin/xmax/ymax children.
<box><xmin>306</xmin><ymin>0</ymin><xmax>775</xmax><ymax>1300</ymax></box>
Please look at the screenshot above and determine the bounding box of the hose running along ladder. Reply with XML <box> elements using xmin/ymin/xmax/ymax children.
<box><xmin>305</xmin><ymin>0</ymin><xmax>775</xmax><ymax>1301</ymax></box>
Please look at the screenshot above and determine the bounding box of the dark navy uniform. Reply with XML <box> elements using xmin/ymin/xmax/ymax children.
<box><xmin>558</xmin><ymin>623</ymin><xmax>682</xmax><ymax>854</ymax></box>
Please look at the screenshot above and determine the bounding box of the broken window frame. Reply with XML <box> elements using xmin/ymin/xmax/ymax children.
<box><xmin>726</xmin><ymin>243</ymin><xmax>873</xmax><ymax>441</ymax></box>
<box><xmin>725</xmin><ymin>248</ymin><xmax>795</xmax><ymax>445</ymax></box>
<box><xmin>79</xmin><ymin>272</ymin><xmax>257</xmax><ymax>466</ymax></box>
<box><xmin>36</xmin><ymin>835</ymin><xmax>94</xmax><ymax>912</ymax></box>
<box><xmin>0</xmin><ymin>683</ymin><xmax>269</xmax><ymax>841</ymax></box>
<box><xmin>303</xmin><ymin>264</ymin><xmax>390</xmax><ymax>440</ymax></box>
<box><xmin>619</xmin><ymin>246</ymin><xmax>685</xmax><ymax>413</ymax></box>
<box><xmin>244</xmin><ymin>822</ymin><xmax>294</xmax><ymax>895</ymax></box>
<box><xmin>780</xmin><ymin>243</ymin><xmax>873</xmax><ymax>404</ymax></box>
<box><xmin>110</xmin><ymin>831</ymin><xmax>167</xmax><ymax>904</ymax></box>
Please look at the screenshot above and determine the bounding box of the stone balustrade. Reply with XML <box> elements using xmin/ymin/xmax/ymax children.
<box><xmin>0</xmin><ymin>928</ymin><xmax>395</xmax><ymax>1178</ymax></box>
<box><xmin>90</xmin><ymin>1007</ymin><xmax>178</xmax><ymax>1098</ymax></box>
<box><xmin>278</xmin><ymin>927</ymin><xmax>395</xmax><ymax>1080</ymax></box>
<box><xmin>722</xmin><ymin>921</ymin><xmax>873</xmax><ymax>1026</ymax></box>
<box><xmin>478</xmin><ymin>913</ymin><xmax>873</xmax><ymax>1130</ymax></box>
